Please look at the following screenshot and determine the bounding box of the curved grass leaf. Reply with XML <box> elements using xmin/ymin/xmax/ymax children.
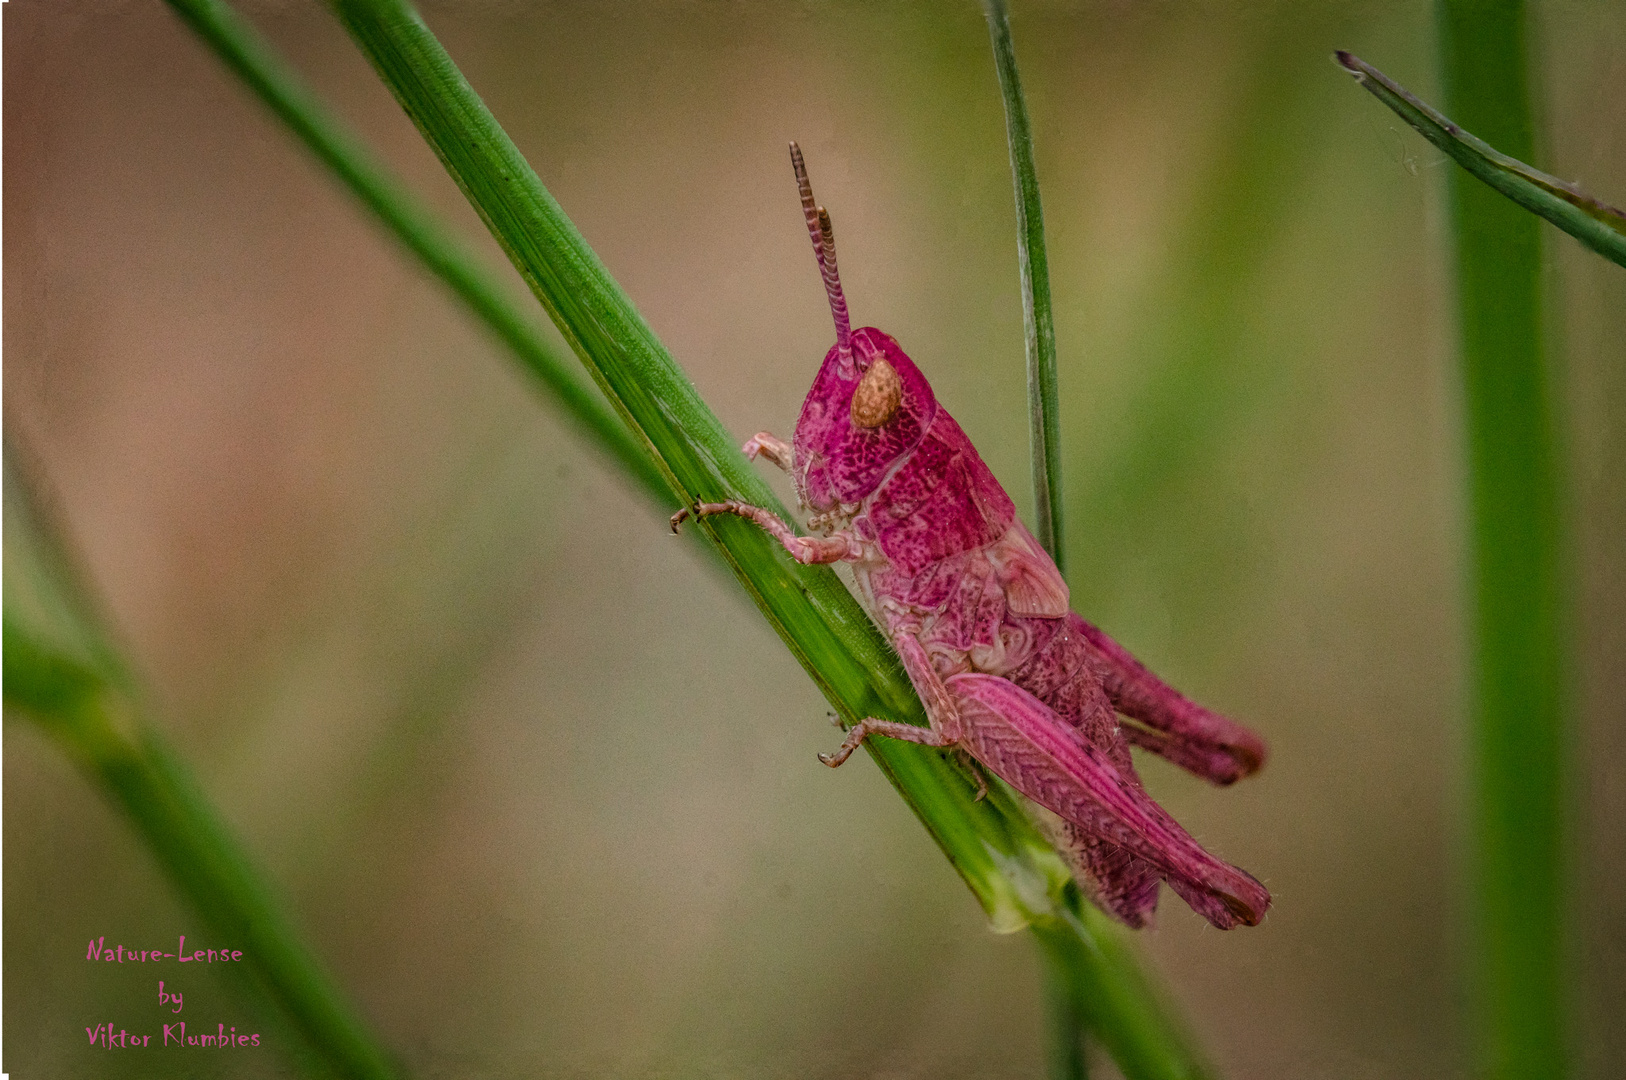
<box><xmin>4</xmin><ymin>448</ymin><xmax>400</xmax><ymax>1080</ymax></box>
<box><xmin>1337</xmin><ymin>50</ymin><xmax>1626</xmax><ymax>269</ymax></box>
<box><xmin>325</xmin><ymin>0</ymin><xmax>1211</xmax><ymax>1075</ymax></box>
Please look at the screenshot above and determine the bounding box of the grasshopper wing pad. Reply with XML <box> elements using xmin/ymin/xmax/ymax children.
<box><xmin>946</xmin><ymin>672</ymin><xmax>1270</xmax><ymax>929</ymax></box>
<box><xmin>993</xmin><ymin>521</ymin><xmax>1071</xmax><ymax>618</ymax></box>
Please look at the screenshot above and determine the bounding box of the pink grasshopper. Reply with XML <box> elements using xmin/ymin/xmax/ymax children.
<box><xmin>672</xmin><ymin>144</ymin><xmax>1270</xmax><ymax>929</ymax></box>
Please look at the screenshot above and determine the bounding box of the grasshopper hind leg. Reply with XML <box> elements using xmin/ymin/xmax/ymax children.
<box><xmin>947</xmin><ymin>670</ymin><xmax>1271</xmax><ymax>929</ymax></box>
<box><xmin>1075</xmin><ymin>616</ymin><xmax>1267</xmax><ymax>784</ymax></box>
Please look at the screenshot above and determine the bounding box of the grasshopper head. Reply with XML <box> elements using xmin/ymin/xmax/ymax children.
<box><xmin>793</xmin><ymin>328</ymin><xmax>936</xmax><ymax>513</ymax></box>
<box><xmin>784</xmin><ymin>143</ymin><xmax>937</xmax><ymax>513</ymax></box>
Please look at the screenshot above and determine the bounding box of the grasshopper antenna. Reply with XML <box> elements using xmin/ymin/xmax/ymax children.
<box><xmin>789</xmin><ymin>141</ymin><xmax>853</xmax><ymax>373</ymax></box>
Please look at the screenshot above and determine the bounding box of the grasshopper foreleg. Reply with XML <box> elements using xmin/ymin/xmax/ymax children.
<box><xmin>670</xmin><ymin>500</ymin><xmax>861</xmax><ymax>565</ymax></box>
<box><xmin>741</xmin><ymin>431</ymin><xmax>794</xmax><ymax>473</ymax></box>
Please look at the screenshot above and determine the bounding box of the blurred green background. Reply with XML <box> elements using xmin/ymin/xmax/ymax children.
<box><xmin>5</xmin><ymin>1</ymin><xmax>1624</xmax><ymax>1076</ymax></box>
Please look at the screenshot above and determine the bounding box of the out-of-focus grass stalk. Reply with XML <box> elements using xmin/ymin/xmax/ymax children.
<box><xmin>982</xmin><ymin>2</ymin><xmax>1083</xmax><ymax>1075</ymax></box>
<box><xmin>1072</xmin><ymin>23</ymin><xmax>1324</xmax><ymax>633</ymax></box>
<box><xmin>2</xmin><ymin>450</ymin><xmax>399</xmax><ymax>1080</ymax></box>
<box><xmin>1040</xmin><ymin>955</ymin><xmax>1089</xmax><ymax>1080</ymax></box>
<box><xmin>1435</xmin><ymin>4</ymin><xmax>1569</xmax><ymax>1078</ymax></box>
<box><xmin>161</xmin><ymin>0</ymin><xmax>668</xmax><ymax>509</ymax></box>
<box><xmin>983</xmin><ymin>0</ymin><xmax>1065</xmax><ymax>578</ymax></box>
<box><xmin>1335</xmin><ymin>51</ymin><xmax>1626</xmax><ymax>270</ymax></box>
<box><xmin>322</xmin><ymin>1</ymin><xmax>1211</xmax><ymax>1075</ymax></box>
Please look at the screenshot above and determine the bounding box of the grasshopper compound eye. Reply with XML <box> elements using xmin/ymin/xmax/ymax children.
<box><xmin>850</xmin><ymin>356</ymin><xmax>902</xmax><ymax>427</ymax></box>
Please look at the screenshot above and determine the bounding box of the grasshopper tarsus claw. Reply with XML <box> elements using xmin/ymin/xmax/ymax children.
<box><xmin>669</xmin><ymin>507</ymin><xmax>693</xmax><ymax>534</ymax></box>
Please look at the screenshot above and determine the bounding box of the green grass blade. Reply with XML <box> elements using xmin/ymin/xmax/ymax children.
<box><xmin>4</xmin><ymin>449</ymin><xmax>401</xmax><ymax>1080</ymax></box>
<box><xmin>1337</xmin><ymin>49</ymin><xmax>1626</xmax><ymax>270</ymax></box>
<box><xmin>983</xmin><ymin>3</ymin><xmax>1079</xmax><ymax>1073</ymax></box>
<box><xmin>325</xmin><ymin>1</ymin><xmax>1210</xmax><ymax>1074</ymax></box>
<box><xmin>161</xmin><ymin>0</ymin><xmax>668</xmax><ymax>508</ymax></box>
<box><xmin>1433</xmin><ymin>5</ymin><xmax>1569</xmax><ymax>1078</ymax></box>
<box><xmin>983</xmin><ymin>0</ymin><xmax>1066</xmax><ymax>577</ymax></box>
<box><xmin>1040</xmin><ymin>933</ymin><xmax>1090</xmax><ymax>1080</ymax></box>
<box><xmin>1032</xmin><ymin>908</ymin><xmax>1210</xmax><ymax>1080</ymax></box>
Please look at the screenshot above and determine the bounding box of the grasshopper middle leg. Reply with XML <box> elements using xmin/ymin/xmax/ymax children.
<box><xmin>820</xmin><ymin>633</ymin><xmax>965</xmax><ymax>766</ymax></box>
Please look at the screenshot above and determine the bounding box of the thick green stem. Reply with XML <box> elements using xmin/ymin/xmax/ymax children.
<box><xmin>1435</xmin><ymin>4</ymin><xmax>1568</xmax><ymax>1077</ymax></box>
<box><xmin>4</xmin><ymin>453</ymin><xmax>400</xmax><ymax>1080</ymax></box>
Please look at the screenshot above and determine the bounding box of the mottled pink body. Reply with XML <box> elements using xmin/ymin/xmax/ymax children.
<box><xmin>674</xmin><ymin>145</ymin><xmax>1270</xmax><ymax>929</ymax></box>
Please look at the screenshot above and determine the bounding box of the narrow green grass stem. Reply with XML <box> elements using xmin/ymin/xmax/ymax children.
<box><xmin>1336</xmin><ymin>50</ymin><xmax>1626</xmax><ymax>270</ymax></box>
<box><xmin>983</xmin><ymin>2</ymin><xmax>1080</xmax><ymax>1073</ymax></box>
<box><xmin>1435</xmin><ymin>5</ymin><xmax>1569</xmax><ymax>1077</ymax></box>
<box><xmin>4</xmin><ymin>452</ymin><xmax>399</xmax><ymax>1080</ymax></box>
<box><xmin>325</xmin><ymin>1</ymin><xmax>1209</xmax><ymax>1075</ymax></box>
<box><xmin>162</xmin><ymin>0</ymin><xmax>668</xmax><ymax>508</ymax></box>
<box><xmin>983</xmin><ymin>0</ymin><xmax>1066</xmax><ymax>576</ymax></box>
